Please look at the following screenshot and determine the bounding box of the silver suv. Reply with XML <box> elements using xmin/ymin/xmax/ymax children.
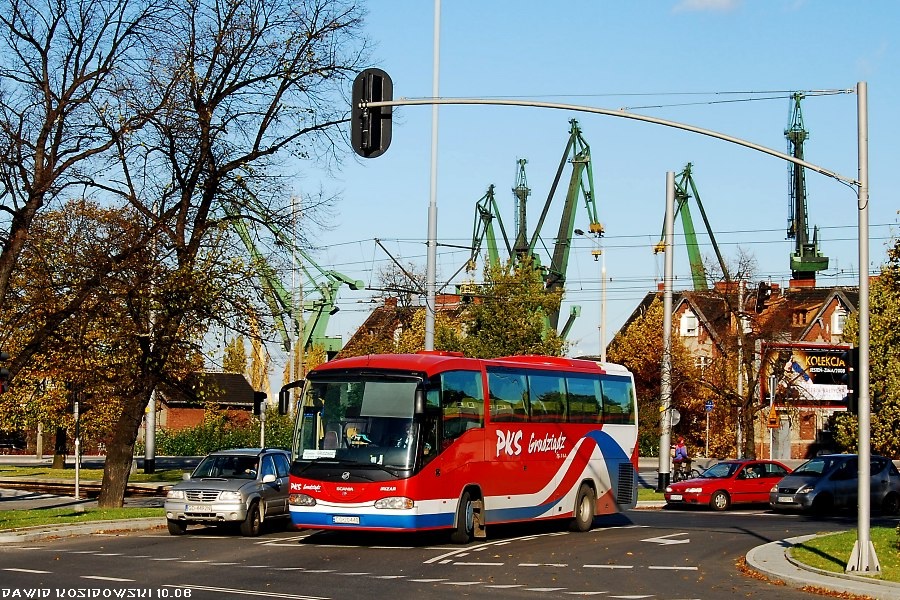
<box><xmin>165</xmin><ymin>448</ymin><xmax>291</xmax><ymax>536</ymax></box>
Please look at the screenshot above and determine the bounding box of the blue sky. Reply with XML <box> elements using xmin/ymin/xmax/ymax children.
<box><xmin>286</xmin><ymin>0</ymin><xmax>898</xmax><ymax>369</ymax></box>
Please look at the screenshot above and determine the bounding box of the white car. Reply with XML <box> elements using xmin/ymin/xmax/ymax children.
<box><xmin>164</xmin><ymin>448</ymin><xmax>291</xmax><ymax>536</ymax></box>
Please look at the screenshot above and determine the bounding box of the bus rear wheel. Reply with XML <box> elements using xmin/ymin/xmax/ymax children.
<box><xmin>569</xmin><ymin>484</ymin><xmax>595</xmax><ymax>532</ymax></box>
<box><xmin>450</xmin><ymin>491</ymin><xmax>474</xmax><ymax>544</ymax></box>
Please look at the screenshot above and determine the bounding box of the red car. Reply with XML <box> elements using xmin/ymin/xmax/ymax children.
<box><xmin>664</xmin><ymin>459</ymin><xmax>791</xmax><ymax>511</ymax></box>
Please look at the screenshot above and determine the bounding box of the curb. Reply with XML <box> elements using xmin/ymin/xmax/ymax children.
<box><xmin>0</xmin><ymin>518</ymin><xmax>164</xmax><ymax>544</ymax></box>
<box><xmin>746</xmin><ymin>535</ymin><xmax>900</xmax><ymax>600</ymax></box>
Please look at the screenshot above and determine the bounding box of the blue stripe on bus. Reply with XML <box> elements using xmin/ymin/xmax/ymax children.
<box><xmin>291</xmin><ymin>511</ymin><xmax>454</xmax><ymax>530</ymax></box>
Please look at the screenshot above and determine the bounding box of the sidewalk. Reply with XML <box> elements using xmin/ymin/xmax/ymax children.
<box><xmin>746</xmin><ymin>535</ymin><xmax>900</xmax><ymax>600</ymax></box>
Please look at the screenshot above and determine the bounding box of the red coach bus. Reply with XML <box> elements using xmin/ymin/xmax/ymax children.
<box><xmin>280</xmin><ymin>352</ymin><xmax>638</xmax><ymax>543</ymax></box>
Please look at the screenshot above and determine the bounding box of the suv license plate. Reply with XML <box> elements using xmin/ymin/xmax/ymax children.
<box><xmin>186</xmin><ymin>504</ymin><xmax>213</xmax><ymax>512</ymax></box>
<box><xmin>333</xmin><ymin>515</ymin><xmax>360</xmax><ymax>524</ymax></box>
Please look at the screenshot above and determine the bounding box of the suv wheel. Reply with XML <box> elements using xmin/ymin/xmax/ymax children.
<box><xmin>240</xmin><ymin>501</ymin><xmax>262</xmax><ymax>537</ymax></box>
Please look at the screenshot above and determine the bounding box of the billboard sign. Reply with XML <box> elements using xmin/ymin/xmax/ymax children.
<box><xmin>760</xmin><ymin>343</ymin><xmax>849</xmax><ymax>404</ymax></box>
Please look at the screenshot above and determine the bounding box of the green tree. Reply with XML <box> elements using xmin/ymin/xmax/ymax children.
<box><xmin>460</xmin><ymin>259</ymin><xmax>566</xmax><ymax>359</ymax></box>
<box><xmin>832</xmin><ymin>233</ymin><xmax>900</xmax><ymax>455</ymax></box>
<box><xmin>223</xmin><ymin>337</ymin><xmax>248</xmax><ymax>374</ymax></box>
<box><xmin>606</xmin><ymin>298</ymin><xmax>709</xmax><ymax>457</ymax></box>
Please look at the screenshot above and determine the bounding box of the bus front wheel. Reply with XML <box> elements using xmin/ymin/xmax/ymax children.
<box><xmin>450</xmin><ymin>491</ymin><xmax>474</xmax><ymax>544</ymax></box>
<box><xmin>569</xmin><ymin>484</ymin><xmax>595</xmax><ymax>532</ymax></box>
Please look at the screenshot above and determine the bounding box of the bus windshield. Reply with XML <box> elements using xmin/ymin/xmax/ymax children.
<box><xmin>293</xmin><ymin>377</ymin><xmax>422</xmax><ymax>471</ymax></box>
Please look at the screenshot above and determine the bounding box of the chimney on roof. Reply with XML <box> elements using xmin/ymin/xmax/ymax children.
<box><xmin>384</xmin><ymin>297</ymin><xmax>398</xmax><ymax>308</ymax></box>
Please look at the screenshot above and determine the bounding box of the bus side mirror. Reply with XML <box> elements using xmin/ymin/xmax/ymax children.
<box><xmin>415</xmin><ymin>388</ymin><xmax>426</xmax><ymax>415</ymax></box>
<box><xmin>278</xmin><ymin>390</ymin><xmax>290</xmax><ymax>415</ymax></box>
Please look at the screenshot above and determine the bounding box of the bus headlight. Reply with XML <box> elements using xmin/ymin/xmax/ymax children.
<box><xmin>290</xmin><ymin>494</ymin><xmax>316</xmax><ymax>506</ymax></box>
<box><xmin>374</xmin><ymin>497</ymin><xmax>414</xmax><ymax>510</ymax></box>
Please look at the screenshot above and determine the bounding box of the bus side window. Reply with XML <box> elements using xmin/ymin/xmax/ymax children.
<box><xmin>440</xmin><ymin>370</ymin><xmax>484</xmax><ymax>446</ymax></box>
<box><xmin>601</xmin><ymin>377</ymin><xmax>635</xmax><ymax>424</ymax></box>
<box><xmin>528</xmin><ymin>373</ymin><xmax>566</xmax><ymax>423</ymax></box>
<box><xmin>488</xmin><ymin>370</ymin><xmax>528</xmax><ymax>423</ymax></box>
<box><xmin>566</xmin><ymin>375</ymin><xmax>601</xmax><ymax>424</ymax></box>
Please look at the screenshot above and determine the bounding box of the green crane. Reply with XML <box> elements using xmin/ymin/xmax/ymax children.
<box><xmin>785</xmin><ymin>92</ymin><xmax>828</xmax><ymax>281</ymax></box>
<box><xmin>226</xmin><ymin>205</ymin><xmax>364</xmax><ymax>358</ymax></box>
<box><xmin>466</xmin><ymin>119</ymin><xmax>601</xmax><ymax>336</ymax></box>
<box><xmin>654</xmin><ymin>163</ymin><xmax>729</xmax><ymax>290</ymax></box>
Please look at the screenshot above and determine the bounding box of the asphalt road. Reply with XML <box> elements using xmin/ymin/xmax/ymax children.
<box><xmin>0</xmin><ymin>506</ymin><xmax>868</xmax><ymax>599</ymax></box>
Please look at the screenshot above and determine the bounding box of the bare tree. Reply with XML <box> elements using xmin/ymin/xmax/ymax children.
<box><xmin>0</xmin><ymin>0</ymin><xmax>168</xmax><ymax>316</ymax></box>
<box><xmin>95</xmin><ymin>0</ymin><xmax>370</xmax><ymax>506</ymax></box>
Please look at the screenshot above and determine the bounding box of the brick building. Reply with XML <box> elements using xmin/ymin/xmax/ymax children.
<box><xmin>617</xmin><ymin>282</ymin><xmax>858</xmax><ymax>459</ymax></box>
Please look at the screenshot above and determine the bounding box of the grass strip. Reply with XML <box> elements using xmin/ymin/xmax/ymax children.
<box><xmin>790</xmin><ymin>527</ymin><xmax>900</xmax><ymax>583</ymax></box>
<box><xmin>0</xmin><ymin>507</ymin><xmax>164</xmax><ymax>531</ymax></box>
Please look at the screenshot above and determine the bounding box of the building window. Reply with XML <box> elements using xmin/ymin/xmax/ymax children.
<box><xmin>680</xmin><ymin>311</ymin><xmax>698</xmax><ymax>337</ymax></box>
<box><xmin>832</xmin><ymin>308</ymin><xmax>848</xmax><ymax>335</ymax></box>
<box><xmin>695</xmin><ymin>355</ymin><xmax>710</xmax><ymax>373</ymax></box>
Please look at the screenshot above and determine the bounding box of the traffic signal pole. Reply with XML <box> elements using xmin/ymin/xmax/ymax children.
<box><xmin>355</xmin><ymin>84</ymin><xmax>872</xmax><ymax>570</ymax></box>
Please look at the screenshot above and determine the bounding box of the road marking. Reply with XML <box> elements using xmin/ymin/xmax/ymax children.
<box><xmin>165</xmin><ymin>585</ymin><xmax>327</xmax><ymax>600</ymax></box>
<box><xmin>454</xmin><ymin>562</ymin><xmax>504</xmax><ymax>566</ymax></box>
<box><xmin>583</xmin><ymin>564</ymin><xmax>633</xmax><ymax>569</ymax></box>
<box><xmin>525</xmin><ymin>588</ymin><xmax>566</xmax><ymax>592</ymax></box>
<box><xmin>408</xmin><ymin>579</ymin><xmax>447</xmax><ymax>583</ymax></box>
<box><xmin>424</xmin><ymin>531</ymin><xmax>564</xmax><ymax>564</ymax></box>
<box><xmin>484</xmin><ymin>585</ymin><xmax>523</xmax><ymax>589</ymax></box>
<box><xmin>640</xmin><ymin>532</ymin><xmax>690</xmax><ymax>545</ymax></box>
<box><xmin>647</xmin><ymin>565</ymin><xmax>698</xmax><ymax>571</ymax></box>
<box><xmin>82</xmin><ymin>576</ymin><xmax>135</xmax><ymax>582</ymax></box>
<box><xmin>439</xmin><ymin>581</ymin><xmax>481</xmax><ymax>586</ymax></box>
<box><xmin>3</xmin><ymin>568</ymin><xmax>52</xmax><ymax>574</ymax></box>
<box><xmin>519</xmin><ymin>563</ymin><xmax>568</xmax><ymax>567</ymax></box>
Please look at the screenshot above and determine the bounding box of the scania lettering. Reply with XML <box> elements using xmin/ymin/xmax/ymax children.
<box><xmin>282</xmin><ymin>352</ymin><xmax>639</xmax><ymax>543</ymax></box>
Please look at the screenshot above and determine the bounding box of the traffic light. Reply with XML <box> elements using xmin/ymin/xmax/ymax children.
<box><xmin>252</xmin><ymin>391</ymin><xmax>267</xmax><ymax>416</ymax></box>
<box><xmin>351</xmin><ymin>68</ymin><xmax>393</xmax><ymax>158</ymax></box>
<box><xmin>755</xmin><ymin>281</ymin><xmax>771</xmax><ymax>313</ymax></box>
<box><xmin>840</xmin><ymin>347</ymin><xmax>860</xmax><ymax>414</ymax></box>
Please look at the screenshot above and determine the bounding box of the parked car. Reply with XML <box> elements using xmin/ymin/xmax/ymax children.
<box><xmin>164</xmin><ymin>447</ymin><xmax>291</xmax><ymax>536</ymax></box>
<box><xmin>665</xmin><ymin>459</ymin><xmax>791</xmax><ymax>511</ymax></box>
<box><xmin>769</xmin><ymin>453</ymin><xmax>900</xmax><ymax>515</ymax></box>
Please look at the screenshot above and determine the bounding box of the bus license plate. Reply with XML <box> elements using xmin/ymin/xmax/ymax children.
<box><xmin>333</xmin><ymin>515</ymin><xmax>360</xmax><ymax>524</ymax></box>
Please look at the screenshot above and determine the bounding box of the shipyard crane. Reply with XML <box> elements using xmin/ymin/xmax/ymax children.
<box><xmin>465</xmin><ymin>119</ymin><xmax>602</xmax><ymax>336</ymax></box>
<box><xmin>653</xmin><ymin>163</ymin><xmax>729</xmax><ymax>290</ymax></box>
<box><xmin>785</xmin><ymin>93</ymin><xmax>828</xmax><ymax>282</ymax></box>
<box><xmin>226</xmin><ymin>204</ymin><xmax>364</xmax><ymax>359</ymax></box>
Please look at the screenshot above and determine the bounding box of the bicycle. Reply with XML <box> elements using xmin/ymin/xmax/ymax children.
<box><xmin>671</xmin><ymin>459</ymin><xmax>697</xmax><ymax>482</ymax></box>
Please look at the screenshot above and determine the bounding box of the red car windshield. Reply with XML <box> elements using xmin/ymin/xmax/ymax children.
<box><xmin>699</xmin><ymin>462</ymin><xmax>741</xmax><ymax>479</ymax></box>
